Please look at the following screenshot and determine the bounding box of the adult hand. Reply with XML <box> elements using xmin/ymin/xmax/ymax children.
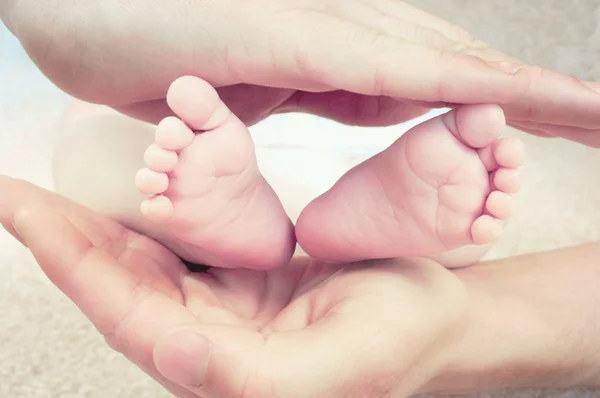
<box><xmin>3</xmin><ymin>1</ymin><xmax>600</xmax><ymax>145</ymax></box>
<box><xmin>0</xmin><ymin>176</ymin><xmax>467</xmax><ymax>398</ymax></box>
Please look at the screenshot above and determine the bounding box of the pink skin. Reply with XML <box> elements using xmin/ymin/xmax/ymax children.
<box><xmin>135</xmin><ymin>76</ymin><xmax>521</xmax><ymax>270</ymax></box>
<box><xmin>295</xmin><ymin>104</ymin><xmax>523</xmax><ymax>265</ymax></box>
<box><xmin>135</xmin><ymin>76</ymin><xmax>295</xmax><ymax>270</ymax></box>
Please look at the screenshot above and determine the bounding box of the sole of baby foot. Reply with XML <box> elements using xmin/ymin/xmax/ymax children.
<box><xmin>295</xmin><ymin>104</ymin><xmax>524</xmax><ymax>264</ymax></box>
<box><xmin>135</xmin><ymin>76</ymin><xmax>295</xmax><ymax>270</ymax></box>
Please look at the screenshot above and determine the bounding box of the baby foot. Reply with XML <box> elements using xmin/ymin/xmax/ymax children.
<box><xmin>295</xmin><ymin>105</ymin><xmax>523</xmax><ymax>263</ymax></box>
<box><xmin>135</xmin><ymin>76</ymin><xmax>295</xmax><ymax>270</ymax></box>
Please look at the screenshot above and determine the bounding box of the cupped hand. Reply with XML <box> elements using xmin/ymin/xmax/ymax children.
<box><xmin>0</xmin><ymin>176</ymin><xmax>467</xmax><ymax>398</ymax></box>
<box><xmin>4</xmin><ymin>0</ymin><xmax>600</xmax><ymax>145</ymax></box>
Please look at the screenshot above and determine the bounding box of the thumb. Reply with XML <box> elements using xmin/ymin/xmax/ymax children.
<box><xmin>154</xmin><ymin>304</ymin><xmax>445</xmax><ymax>397</ymax></box>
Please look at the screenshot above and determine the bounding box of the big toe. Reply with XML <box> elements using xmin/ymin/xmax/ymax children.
<box><xmin>450</xmin><ymin>104</ymin><xmax>506</xmax><ymax>148</ymax></box>
<box><xmin>136</xmin><ymin>168</ymin><xmax>169</xmax><ymax>195</ymax></box>
<box><xmin>485</xmin><ymin>191</ymin><xmax>514</xmax><ymax>220</ymax></box>
<box><xmin>167</xmin><ymin>76</ymin><xmax>230</xmax><ymax>131</ymax></box>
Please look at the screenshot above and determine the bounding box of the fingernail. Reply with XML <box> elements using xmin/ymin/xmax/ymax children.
<box><xmin>487</xmin><ymin>61</ymin><xmax>523</xmax><ymax>74</ymax></box>
<box><xmin>155</xmin><ymin>330</ymin><xmax>211</xmax><ymax>387</ymax></box>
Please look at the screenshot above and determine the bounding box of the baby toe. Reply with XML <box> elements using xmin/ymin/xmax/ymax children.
<box><xmin>471</xmin><ymin>215</ymin><xmax>503</xmax><ymax>245</ymax></box>
<box><xmin>141</xmin><ymin>195</ymin><xmax>174</xmax><ymax>222</ymax></box>
<box><xmin>144</xmin><ymin>144</ymin><xmax>179</xmax><ymax>172</ymax></box>
<box><xmin>485</xmin><ymin>191</ymin><xmax>514</xmax><ymax>220</ymax></box>
<box><xmin>492</xmin><ymin>168</ymin><xmax>521</xmax><ymax>194</ymax></box>
<box><xmin>494</xmin><ymin>137</ymin><xmax>525</xmax><ymax>168</ymax></box>
<box><xmin>135</xmin><ymin>168</ymin><xmax>169</xmax><ymax>194</ymax></box>
<box><xmin>155</xmin><ymin>117</ymin><xmax>194</xmax><ymax>151</ymax></box>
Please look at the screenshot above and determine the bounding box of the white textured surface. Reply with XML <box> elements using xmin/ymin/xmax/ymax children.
<box><xmin>2</xmin><ymin>0</ymin><xmax>600</xmax><ymax>396</ymax></box>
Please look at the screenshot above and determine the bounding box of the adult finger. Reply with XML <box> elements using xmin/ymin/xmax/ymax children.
<box><xmin>366</xmin><ymin>0</ymin><xmax>477</xmax><ymax>44</ymax></box>
<box><xmin>339</xmin><ymin>2</ymin><xmax>600</xmax><ymax>130</ymax></box>
<box><xmin>338</xmin><ymin>1</ymin><xmax>478</xmax><ymax>54</ymax></box>
<box><xmin>509</xmin><ymin>120</ymin><xmax>600</xmax><ymax>148</ymax></box>
<box><xmin>310</xmin><ymin>2</ymin><xmax>600</xmax><ymax>129</ymax></box>
<box><xmin>507</xmin><ymin>121</ymin><xmax>553</xmax><ymax>138</ymax></box>
<box><xmin>0</xmin><ymin>181</ymin><xmax>200</xmax><ymax>397</ymax></box>
<box><xmin>6</xmin><ymin>223</ymin><xmax>285</xmax><ymax>398</ymax></box>
<box><xmin>502</xmin><ymin>66</ymin><xmax>600</xmax><ymax>129</ymax></box>
<box><xmin>1</xmin><ymin>180</ymin><xmax>197</xmax><ymax>360</ymax></box>
<box><xmin>0</xmin><ymin>176</ymin><xmax>122</xmax><ymax>248</ymax></box>
<box><xmin>252</xmin><ymin>10</ymin><xmax>530</xmax><ymax>104</ymax></box>
<box><xmin>1</xmin><ymin>177</ymin><xmax>187</xmax><ymax>292</ymax></box>
<box><xmin>348</xmin><ymin>0</ymin><xmax>519</xmax><ymax>74</ymax></box>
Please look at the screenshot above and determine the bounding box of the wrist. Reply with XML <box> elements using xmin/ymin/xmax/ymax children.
<box><xmin>421</xmin><ymin>243</ymin><xmax>600</xmax><ymax>394</ymax></box>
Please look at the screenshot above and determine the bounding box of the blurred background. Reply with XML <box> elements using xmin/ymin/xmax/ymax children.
<box><xmin>1</xmin><ymin>0</ymin><xmax>600</xmax><ymax>397</ymax></box>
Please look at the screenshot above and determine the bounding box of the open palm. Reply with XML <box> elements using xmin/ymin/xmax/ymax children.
<box><xmin>0</xmin><ymin>176</ymin><xmax>466</xmax><ymax>398</ymax></box>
